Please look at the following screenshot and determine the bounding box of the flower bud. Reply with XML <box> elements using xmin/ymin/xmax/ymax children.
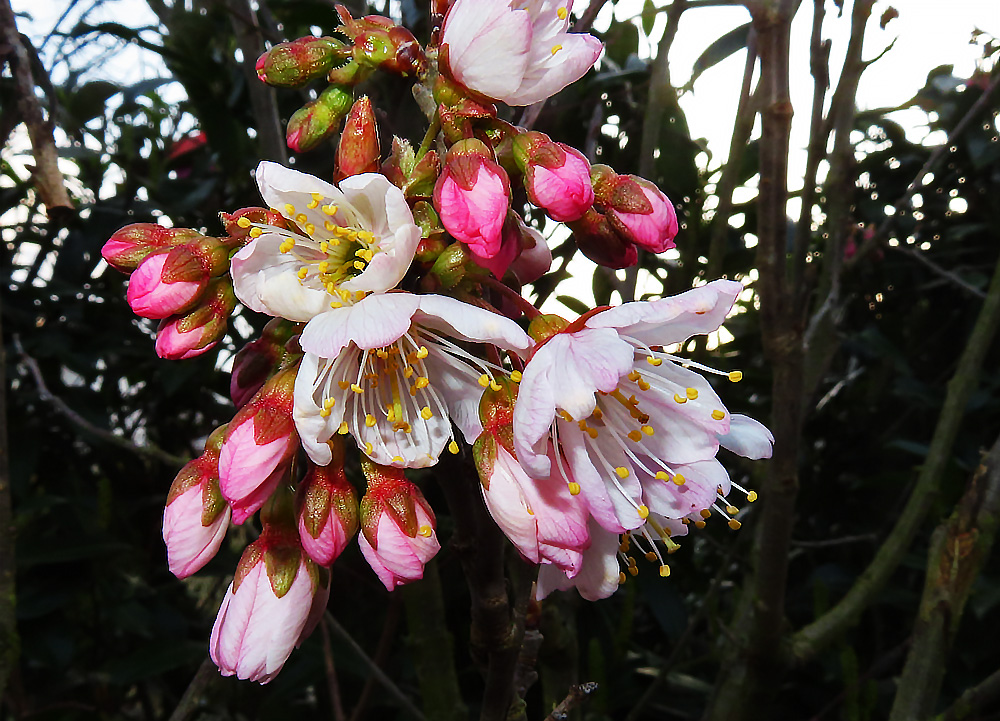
<box><xmin>101</xmin><ymin>223</ymin><xmax>203</xmax><ymax>274</ymax></box>
<box><xmin>221</xmin><ymin>207</ymin><xmax>291</xmax><ymax>249</ymax></box>
<box><xmin>162</xmin><ymin>425</ymin><xmax>231</xmax><ymax>578</ymax></box>
<box><xmin>433</xmin><ymin>138</ymin><xmax>510</xmax><ymax>259</ymax></box>
<box><xmin>230</xmin><ymin>318</ymin><xmax>298</xmax><ymax>410</ymax></box>
<box><xmin>219</xmin><ymin>364</ymin><xmax>300</xmax><ymax>512</ymax></box>
<box><xmin>509</xmin><ymin>217</ymin><xmax>551</xmax><ymax>284</ymax></box>
<box><xmin>513</xmin><ymin>132</ymin><xmax>594</xmax><ymax>222</ymax></box>
<box><xmin>255</xmin><ymin>36</ymin><xmax>347</xmax><ymax>88</ymax></box>
<box><xmin>296</xmin><ymin>439</ymin><xmax>359</xmax><ymax>566</ymax></box>
<box><xmin>605</xmin><ymin>177</ymin><xmax>678</xmax><ymax>254</ymax></box>
<box><xmin>526</xmin><ymin>314</ymin><xmax>570</xmax><ymax>344</ymax></box>
<box><xmin>127</xmin><ymin>237</ymin><xmax>229</xmax><ymax>319</ymax></box>
<box><xmin>337</xmin><ymin>7</ymin><xmax>426</xmax><ymax>77</ymax></box>
<box><xmin>287</xmin><ymin>85</ymin><xmax>354</xmax><ymax>153</ymax></box>
<box><xmin>335</xmin><ymin>96</ymin><xmax>380</xmax><ymax>180</ymax></box>
<box><xmin>566</xmin><ymin>208</ymin><xmax>638</xmax><ymax>269</ymax></box>
<box><xmin>155</xmin><ymin>279</ymin><xmax>237</xmax><ymax>360</ymax></box>
<box><xmin>425</xmin><ymin>241</ymin><xmax>486</xmax><ymax>290</ymax></box>
<box><xmin>210</xmin><ymin>525</ymin><xmax>325</xmax><ymax>683</ymax></box>
<box><xmin>357</xmin><ymin>461</ymin><xmax>439</xmax><ymax>590</ymax></box>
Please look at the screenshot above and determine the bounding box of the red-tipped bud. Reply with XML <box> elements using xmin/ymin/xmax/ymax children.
<box><xmin>566</xmin><ymin>207</ymin><xmax>638</xmax><ymax>269</ymax></box>
<box><xmin>218</xmin><ymin>364</ymin><xmax>300</xmax><ymax>519</ymax></box>
<box><xmin>154</xmin><ymin>279</ymin><xmax>237</xmax><ymax>360</ymax></box>
<box><xmin>589</xmin><ymin>166</ymin><xmax>678</xmax><ymax>254</ymax></box>
<box><xmin>512</xmin><ymin>132</ymin><xmax>594</xmax><ymax>222</ymax></box>
<box><xmin>337</xmin><ymin>8</ymin><xmax>426</xmax><ymax>77</ymax></box>
<box><xmin>230</xmin><ymin>318</ymin><xmax>298</xmax><ymax>410</ymax></box>
<box><xmin>101</xmin><ymin>223</ymin><xmax>203</xmax><ymax>274</ymax></box>
<box><xmin>434</xmin><ymin>138</ymin><xmax>510</xmax><ymax>258</ymax></box>
<box><xmin>296</xmin><ymin>440</ymin><xmax>359</xmax><ymax>566</ymax></box>
<box><xmin>335</xmin><ymin>96</ymin><xmax>380</xmax><ymax>180</ymax></box>
<box><xmin>220</xmin><ymin>207</ymin><xmax>291</xmax><ymax>249</ymax></box>
<box><xmin>358</xmin><ymin>461</ymin><xmax>439</xmax><ymax>590</ymax></box>
<box><xmin>162</xmin><ymin>425</ymin><xmax>231</xmax><ymax>578</ymax></box>
<box><xmin>287</xmin><ymin>85</ymin><xmax>354</xmax><ymax>153</ymax></box>
<box><xmin>255</xmin><ymin>36</ymin><xmax>347</xmax><ymax>88</ymax></box>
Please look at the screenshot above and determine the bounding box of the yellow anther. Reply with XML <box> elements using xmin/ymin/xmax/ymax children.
<box><xmin>646</xmin><ymin>356</ymin><xmax>663</xmax><ymax>366</ymax></box>
<box><xmin>747</xmin><ymin>491</ymin><xmax>758</xmax><ymax>503</ymax></box>
<box><xmin>280</xmin><ymin>239</ymin><xmax>296</xmax><ymax>254</ymax></box>
<box><xmin>557</xmin><ymin>6</ymin><xmax>568</xmax><ymax>18</ymax></box>
<box><xmin>392</xmin><ymin>455</ymin><xmax>405</xmax><ymax>463</ymax></box>
<box><xmin>728</xmin><ymin>519</ymin><xmax>742</xmax><ymax>530</ymax></box>
<box><xmin>351</xmin><ymin>383</ymin><xmax>364</xmax><ymax>394</ymax></box>
<box><xmin>249</xmin><ymin>227</ymin><xmax>262</xmax><ymax>238</ymax></box>
<box><xmin>641</xmin><ymin>425</ymin><xmax>654</xmax><ymax>436</ymax></box>
<box><xmin>619</xmin><ymin>572</ymin><xmax>627</xmax><ymax>584</ymax></box>
<box><xmin>330</xmin><ymin>301</ymin><xmax>342</xmax><ymax>309</ymax></box>
<box><xmin>591</xmin><ymin>408</ymin><xmax>603</xmax><ymax>420</ymax></box>
<box><xmin>364</xmin><ymin>442</ymin><xmax>373</xmax><ymax>454</ymax></box>
<box><xmin>568</xmin><ymin>482</ymin><xmax>581</xmax><ymax>496</ymax></box>
<box><xmin>404</xmin><ymin>367</ymin><xmax>415</xmax><ymax>379</ymax></box>
<box><xmin>686</xmin><ymin>387</ymin><xmax>699</xmax><ymax>400</ymax></box>
<box><xmin>645</xmin><ymin>551</ymin><xmax>657</xmax><ymax>562</ymax></box>
<box><xmin>412</xmin><ymin>346</ymin><xmax>427</xmax><ymax>359</ymax></box>
<box><xmin>637</xmin><ymin>379</ymin><xmax>651</xmax><ymax>391</ymax></box>
<box><xmin>418</xmin><ymin>525</ymin><xmax>433</xmax><ymax>537</ymax></box>
<box><xmin>673</xmin><ymin>393</ymin><xmax>687</xmax><ymax>404</ymax></box>
<box><xmin>695</xmin><ymin>520</ymin><xmax>707</xmax><ymax>529</ymax></box>
<box><xmin>284</xmin><ymin>203</ymin><xmax>295</xmax><ymax>216</ymax></box>
<box><xmin>712</xmin><ymin>409</ymin><xmax>726</xmax><ymax>420</ymax></box>
<box><xmin>586</xmin><ymin>427</ymin><xmax>598</xmax><ymax>439</ymax></box>
<box><xmin>297</xmin><ymin>267</ymin><xmax>309</xmax><ymax>280</ymax></box>
<box><xmin>353</xmin><ymin>260</ymin><xmax>366</xmax><ymax>271</ymax></box>
<box><xmin>339</xmin><ymin>289</ymin><xmax>352</xmax><ymax>301</ymax></box>
<box><xmin>628</xmin><ymin>370</ymin><xmax>641</xmax><ymax>382</ymax></box>
<box><xmin>420</xmin><ymin>407</ymin><xmax>433</xmax><ymax>420</ymax></box>
<box><xmin>726</xmin><ymin>504</ymin><xmax>739</xmax><ymax>515</ymax></box>
<box><xmin>376</xmin><ymin>348</ymin><xmax>388</xmax><ymax>359</ymax></box>
<box><xmin>700</xmin><ymin>509</ymin><xmax>711</xmax><ymax>519</ymax></box>
<box><xmin>324</xmin><ymin>398</ymin><xmax>335</xmax><ymax>410</ymax></box>
<box><xmin>295</xmin><ymin>213</ymin><xmax>307</xmax><ymax>224</ymax></box>
<box><xmin>488</xmin><ymin>380</ymin><xmax>501</xmax><ymax>392</ymax></box>
<box><xmin>324</xmin><ymin>221</ymin><xmax>336</xmax><ymax>233</ymax></box>
<box><xmin>628</xmin><ymin>565</ymin><xmax>639</xmax><ymax>576</ymax></box>
<box><xmin>673</xmin><ymin>474</ymin><xmax>686</xmax><ymax>486</ymax></box>
<box><xmin>628</xmin><ymin>430</ymin><xmax>642</xmax><ymax>442</ymax></box>
<box><xmin>236</xmin><ymin>217</ymin><xmax>252</xmax><ymax>228</ymax></box>
<box><xmin>655</xmin><ymin>471</ymin><xmax>670</xmax><ymax>481</ymax></box>
<box><xmin>317</xmin><ymin>261</ymin><xmax>330</xmax><ymax>274</ymax></box>
<box><xmin>637</xmin><ymin>504</ymin><xmax>649</xmax><ymax>519</ymax></box>
<box><xmin>322</xmin><ymin>204</ymin><xmax>338</xmax><ymax>215</ymax></box>
<box><xmin>365</xmin><ymin>414</ymin><xmax>377</xmax><ymax>428</ymax></box>
<box><xmin>448</xmin><ymin>440</ymin><xmax>460</xmax><ymax>455</ymax></box>
<box><xmin>558</xmin><ymin>410</ymin><xmax>574</xmax><ymax>422</ymax></box>
<box><xmin>510</xmin><ymin>370</ymin><xmax>522</xmax><ymax>382</ymax></box>
<box><xmin>659</xmin><ymin>565</ymin><xmax>671</xmax><ymax>577</ymax></box>
<box><xmin>415</xmin><ymin>377</ymin><xmax>429</xmax><ymax>389</ymax></box>
<box><xmin>304</xmin><ymin>222</ymin><xmax>316</xmax><ymax>236</ymax></box>
<box><xmin>338</xmin><ymin>381</ymin><xmax>350</xmax><ymax>390</ymax></box>
<box><xmin>385</xmin><ymin>408</ymin><xmax>395</xmax><ymax>423</ymax></box>
<box><xmin>338</xmin><ymin>421</ymin><xmax>349</xmax><ymax>434</ymax></box>
<box><xmin>729</xmin><ymin>370</ymin><xmax>743</xmax><ymax>382</ymax></box>
<box><xmin>551</xmin><ymin>44</ymin><xmax>563</xmax><ymax>55</ymax></box>
<box><xmin>319</xmin><ymin>408</ymin><xmax>332</xmax><ymax>418</ymax></box>
<box><xmin>478</xmin><ymin>374</ymin><xmax>490</xmax><ymax>388</ymax></box>
<box><xmin>615</xmin><ymin>467</ymin><xmax>629</xmax><ymax>479</ymax></box>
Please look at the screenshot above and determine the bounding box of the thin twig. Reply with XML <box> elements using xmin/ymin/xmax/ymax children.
<box><xmin>321</xmin><ymin>617</ymin><xmax>348</xmax><ymax>721</ymax></box>
<box><xmin>14</xmin><ymin>336</ymin><xmax>187</xmax><ymax>467</ymax></box>
<box><xmin>889</xmin><ymin>244</ymin><xmax>987</xmax><ymax>299</ymax></box>
<box><xmin>167</xmin><ymin>657</ymin><xmax>219</xmax><ymax>721</ymax></box>
<box><xmin>544</xmin><ymin>682</ymin><xmax>599</xmax><ymax>721</ymax></box>
<box><xmin>790</xmin><ymin>533</ymin><xmax>877</xmax><ymax>549</ymax></box>
<box><xmin>933</xmin><ymin>666</ymin><xmax>1000</xmax><ymax>721</ymax></box>
<box><xmin>849</xmin><ymin>71</ymin><xmax>1000</xmax><ymax>268</ymax></box>
<box><xmin>324</xmin><ymin>609</ymin><xmax>427</xmax><ymax>721</ymax></box>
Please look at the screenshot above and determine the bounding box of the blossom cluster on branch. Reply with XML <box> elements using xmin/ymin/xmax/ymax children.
<box><xmin>102</xmin><ymin>0</ymin><xmax>772</xmax><ymax>684</ymax></box>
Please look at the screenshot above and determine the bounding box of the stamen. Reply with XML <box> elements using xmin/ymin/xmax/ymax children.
<box><xmin>685</xmin><ymin>387</ymin><xmax>699</xmax><ymax>400</ymax></box>
<box><xmin>568</xmin><ymin>482</ymin><xmax>581</xmax><ymax>496</ymax></box>
<box><xmin>418</xmin><ymin>525</ymin><xmax>433</xmax><ymax>537</ymax></box>
<box><xmin>236</xmin><ymin>217</ymin><xmax>252</xmax><ymax>228</ymax></box>
<box><xmin>729</xmin><ymin>370</ymin><xmax>743</xmax><ymax>382</ymax></box>
<box><xmin>711</xmin><ymin>410</ymin><xmax>726</xmax><ymax>420</ymax></box>
<box><xmin>510</xmin><ymin>370</ymin><xmax>522</xmax><ymax>382</ymax></box>
<box><xmin>551</xmin><ymin>44</ymin><xmax>562</xmax><ymax>54</ymax></box>
<box><xmin>557</xmin><ymin>6</ymin><xmax>568</xmax><ymax>18</ymax></box>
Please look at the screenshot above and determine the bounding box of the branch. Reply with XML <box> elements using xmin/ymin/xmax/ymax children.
<box><xmin>320</xmin><ymin>617</ymin><xmax>348</xmax><ymax>721</ymax></box>
<box><xmin>324</xmin><ymin>609</ymin><xmax>428</xmax><ymax>721</ymax></box>
<box><xmin>543</xmin><ymin>682</ymin><xmax>599</xmax><ymax>721</ymax></box>
<box><xmin>167</xmin><ymin>657</ymin><xmax>219</xmax><ymax>721</ymax></box>
<box><xmin>0</xmin><ymin>0</ymin><xmax>74</xmax><ymax>221</ymax></box>
<box><xmin>15</xmin><ymin>337</ymin><xmax>188</xmax><ymax>468</ymax></box>
<box><xmin>887</xmin><ymin>244</ymin><xmax>987</xmax><ymax>299</ymax></box>
<box><xmin>226</xmin><ymin>0</ymin><xmax>288</xmax><ymax>164</ymax></box>
<box><xmin>0</xmin><ymin>282</ymin><xmax>17</xmax><ymax>700</ymax></box>
<box><xmin>790</xmin><ymin>244</ymin><xmax>1000</xmax><ymax>665</ymax></box>
<box><xmin>932</xmin><ymin>666</ymin><xmax>1000</xmax><ymax>721</ymax></box>
<box><xmin>849</xmin><ymin>70</ymin><xmax>1000</xmax><ymax>268</ymax></box>
<box><xmin>887</xmin><ymin>432</ymin><xmax>1000</xmax><ymax>721</ymax></box>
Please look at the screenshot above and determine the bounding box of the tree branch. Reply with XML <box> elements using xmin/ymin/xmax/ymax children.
<box><xmin>790</xmin><ymin>243</ymin><xmax>1000</xmax><ymax>665</ymax></box>
<box><xmin>0</xmin><ymin>0</ymin><xmax>74</xmax><ymax>221</ymax></box>
<box><xmin>0</xmin><ymin>278</ymin><xmax>17</xmax><ymax>700</ymax></box>
<box><xmin>932</xmin><ymin>666</ymin><xmax>1000</xmax><ymax>721</ymax></box>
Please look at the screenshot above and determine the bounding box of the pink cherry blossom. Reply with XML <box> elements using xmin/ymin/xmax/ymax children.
<box><xmin>296</xmin><ymin>449</ymin><xmax>359</xmax><ymax>566</ymax></box>
<box><xmin>607</xmin><ymin>177</ymin><xmax>679</xmax><ymax>254</ymax></box>
<box><xmin>441</xmin><ymin>0</ymin><xmax>603</xmax><ymax>106</ymax></box>
<box><xmin>520</xmin><ymin>140</ymin><xmax>594</xmax><ymax>222</ymax></box>
<box><xmin>434</xmin><ymin>141</ymin><xmax>510</xmax><ymax>258</ymax></box>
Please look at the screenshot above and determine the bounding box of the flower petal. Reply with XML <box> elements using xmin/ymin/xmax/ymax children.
<box><xmin>718</xmin><ymin>414</ymin><xmax>774</xmax><ymax>460</ymax></box>
<box><xmin>299</xmin><ymin>293</ymin><xmax>421</xmax><ymax>359</ymax></box>
<box><xmin>416</xmin><ymin>294</ymin><xmax>532</xmax><ymax>353</ymax></box>
<box><xmin>231</xmin><ymin>235</ymin><xmax>331</xmax><ymax>322</ymax></box>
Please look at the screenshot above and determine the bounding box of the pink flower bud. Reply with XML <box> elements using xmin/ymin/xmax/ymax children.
<box><xmin>433</xmin><ymin>138</ymin><xmax>510</xmax><ymax>258</ymax></box>
<box><xmin>220</xmin><ymin>207</ymin><xmax>291</xmax><ymax>249</ymax></box>
<box><xmin>357</xmin><ymin>461</ymin><xmax>440</xmax><ymax>590</ymax></box>
<box><xmin>335</xmin><ymin>96</ymin><xmax>380</xmax><ymax>180</ymax></box>
<box><xmin>101</xmin><ymin>223</ymin><xmax>203</xmax><ymax>274</ymax></box>
<box><xmin>162</xmin><ymin>426</ymin><xmax>230</xmax><ymax>578</ymax></box>
<box><xmin>255</xmin><ymin>36</ymin><xmax>347</xmax><ymax>87</ymax></box>
<box><xmin>296</xmin><ymin>440</ymin><xmax>359</xmax><ymax>566</ymax></box>
<box><xmin>513</xmin><ymin>132</ymin><xmax>594</xmax><ymax>222</ymax></box>
<box><xmin>219</xmin><ymin>365</ymin><xmax>300</xmax><ymax>511</ymax></box>
<box><xmin>154</xmin><ymin>280</ymin><xmax>236</xmax><ymax>360</ymax></box>
<box><xmin>566</xmin><ymin>208</ymin><xmax>637</xmax><ymax>269</ymax></box>
<box><xmin>286</xmin><ymin>85</ymin><xmax>354</xmax><ymax>153</ymax></box>
<box><xmin>230</xmin><ymin>318</ymin><xmax>297</xmax><ymax>410</ymax></box>
<box><xmin>606</xmin><ymin>177</ymin><xmax>678</xmax><ymax>254</ymax></box>
<box><xmin>509</xmin><ymin>217</ymin><xmax>551</xmax><ymax>284</ymax></box>
<box><xmin>127</xmin><ymin>252</ymin><xmax>207</xmax><ymax>319</ymax></box>
<box><xmin>210</xmin><ymin>528</ymin><xmax>324</xmax><ymax>683</ymax></box>
<box><xmin>229</xmin><ymin>461</ymin><xmax>288</xmax><ymax>526</ymax></box>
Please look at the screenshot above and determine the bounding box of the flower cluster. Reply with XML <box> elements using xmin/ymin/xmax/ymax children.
<box><xmin>101</xmin><ymin>0</ymin><xmax>771</xmax><ymax>684</ymax></box>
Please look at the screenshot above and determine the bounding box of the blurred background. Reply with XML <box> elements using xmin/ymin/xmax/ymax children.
<box><xmin>2</xmin><ymin>0</ymin><xmax>1000</xmax><ymax>719</ymax></box>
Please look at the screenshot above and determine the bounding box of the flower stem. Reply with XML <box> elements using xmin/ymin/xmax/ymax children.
<box><xmin>480</xmin><ymin>276</ymin><xmax>542</xmax><ymax>320</ymax></box>
<box><xmin>415</xmin><ymin>112</ymin><xmax>442</xmax><ymax>164</ymax></box>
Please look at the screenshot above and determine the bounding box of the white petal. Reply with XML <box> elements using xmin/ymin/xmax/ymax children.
<box><xmin>443</xmin><ymin>0</ymin><xmax>532</xmax><ymax>99</ymax></box>
<box><xmin>423</xmin><ymin>346</ymin><xmax>485</xmax><ymax>444</ymax></box>
<box><xmin>231</xmin><ymin>235</ymin><xmax>331</xmax><ymax>322</ymax></box>
<box><xmin>299</xmin><ymin>293</ymin><xmax>420</xmax><ymax>359</ymax></box>
<box><xmin>415</xmin><ymin>295</ymin><xmax>532</xmax><ymax>353</ymax></box>
<box><xmin>718</xmin><ymin>414</ymin><xmax>774</xmax><ymax>460</ymax></box>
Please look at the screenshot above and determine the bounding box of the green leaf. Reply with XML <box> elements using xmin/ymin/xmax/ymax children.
<box><xmin>685</xmin><ymin>23</ymin><xmax>752</xmax><ymax>91</ymax></box>
<box><xmin>556</xmin><ymin>294</ymin><xmax>591</xmax><ymax>315</ymax></box>
<box><xmin>641</xmin><ymin>0</ymin><xmax>657</xmax><ymax>37</ymax></box>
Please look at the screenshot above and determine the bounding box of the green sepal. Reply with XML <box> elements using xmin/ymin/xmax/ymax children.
<box><xmin>472</xmin><ymin>432</ymin><xmax>497</xmax><ymax>490</ymax></box>
<box><xmin>233</xmin><ymin>540</ymin><xmax>264</xmax><ymax>592</ymax></box>
<box><xmin>264</xmin><ymin>545</ymin><xmax>302</xmax><ymax>599</ymax></box>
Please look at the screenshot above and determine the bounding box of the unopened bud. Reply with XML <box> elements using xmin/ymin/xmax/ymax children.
<box><xmin>337</xmin><ymin>8</ymin><xmax>426</xmax><ymax>77</ymax></box>
<box><xmin>230</xmin><ymin>318</ymin><xmax>298</xmax><ymax>409</ymax></box>
<box><xmin>427</xmin><ymin>241</ymin><xmax>486</xmax><ymax>289</ymax></box>
<box><xmin>256</xmin><ymin>36</ymin><xmax>347</xmax><ymax>88</ymax></box>
<box><xmin>287</xmin><ymin>85</ymin><xmax>354</xmax><ymax>153</ymax></box>
<box><xmin>155</xmin><ymin>279</ymin><xmax>236</xmax><ymax>360</ymax></box>
<box><xmin>102</xmin><ymin>223</ymin><xmax>203</xmax><ymax>274</ymax></box>
<box><xmin>220</xmin><ymin>207</ymin><xmax>290</xmax><ymax>248</ymax></box>
<box><xmin>567</xmin><ymin>208</ymin><xmax>638</xmax><ymax>269</ymax></box>
<box><xmin>335</xmin><ymin>96</ymin><xmax>379</xmax><ymax>180</ymax></box>
<box><xmin>297</xmin><ymin>440</ymin><xmax>359</xmax><ymax>566</ymax></box>
<box><xmin>527</xmin><ymin>314</ymin><xmax>570</xmax><ymax>344</ymax></box>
